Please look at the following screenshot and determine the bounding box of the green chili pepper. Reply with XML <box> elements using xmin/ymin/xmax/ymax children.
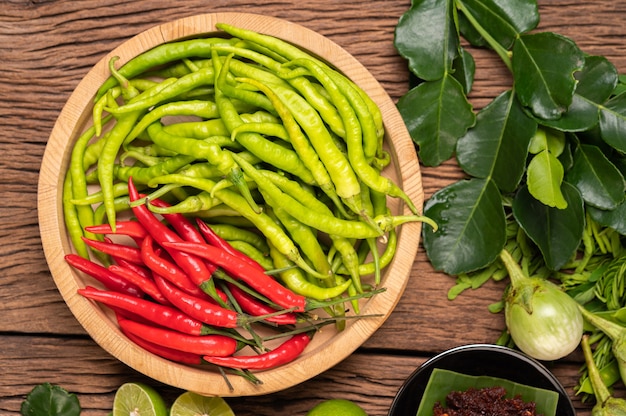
<box><xmin>230</xmin><ymin>152</ymin><xmax>386</xmax><ymax>239</ymax></box>
<box><xmin>161</xmin><ymin>118</ymin><xmax>230</xmax><ymax>139</ymax></box>
<box><xmin>333</xmin><ymin>229</ymin><xmax>397</xmax><ymax>279</ymax></box>
<box><xmin>265</xmin><ymin>204</ymin><xmax>333</xmax><ymax>279</ymax></box>
<box><xmin>212</xmin><ymin>50</ymin><xmax>316</xmax><ymax>185</ymax></box>
<box><xmin>220</xmin><ymin>23</ymin><xmax>385</xmax><ymax>143</ymax></box>
<box><xmin>145</xmin><ymin>121</ymin><xmax>260</xmax><ymax>213</ymax></box>
<box><xmin>69</xmin><ymin>117</ymin><xmax>110</xmax><ymax>245</ymax></box>
<box><xmin>223</xmin><ymin>57</ymin><xmax>359</xmax><ymax>211</ymax></box>
<box><xmin>114</xmin><ymin>153</ymin><xmax>195</xmax><ymax>184</ymax></box>
<box><xmin>125</xmin><ymin>100</ymin><xmax>222</xmax><ymax>144</ymax></box>
<box><xmin>211</xmin><ymin>44</ymin><xmax>345</xmax><ymax>138</ymax></box>
<box><xmin>210</xmin><ymin>66</ymin><xmax>276</xmax><ymax>114</ymax></box>
<box><xmin>146</xmin><ymin>190</ymin><xmax>221</xmax><ymax>214</ymax></box>
<box><xmin>63</xmin><ymin>172</ymin><xmax>90</xmax><ymax>259</ymax></box>
<box><xmin>104</xmin><ymin>68</ymin><xmax>215</xmax><ymax>116</ymax></box>
<box><xmin>71</xmin><ymin>182</ymin><xmax>133</xmax><ymax>206</ymax></box>
<box><xmin>285</xmin><ymin>57</ymin><xmax>419</xmax><ymax>215</ymax></box>
<box><xmin>230</xmin><ymin>121</ymin><xmax>290</xmax><ymax>142</ymax></box>
<box><xmin>97</xmin><ymin>57</ymin><xmax>145</xmax><ymax>231</ymax></box>
<box><xmin>329</xmin><ymin>235</ymin><xmax>362</xmax><ymax>293</ymax></box>
<box><xmin>95</xmin><ymin>37</ymin><xmax>240</xmax><ymax>99</ymax></box>
<box><xmin>234</xmin><ymin>73</ymin><xmax>350</xmax><ymax>218</ymax></box>
<box><xmin>228</xmin><ymin>240</ymin><xmax>274</xmax><ymax>271</ymax></box>
<box><xmin>267</xmin><ymin>240</ymin><xmax>352</xmax><ymax>301</ymax></box>
<box><xmin>204</xmin><ymin>223</ymin><xmax>270</xmax><ymax>255</ymax></box>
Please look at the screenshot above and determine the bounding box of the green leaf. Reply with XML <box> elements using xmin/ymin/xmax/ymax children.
<box><xmin>588</xmin><ymin>200</ymin><xmax>626</xmax><ymax>235</ymax></box>
<box><xmin>599</xmin><ymin>92</ymin><xmax>626</xmax><ymax>153</ymax></box>
<box><xmin>512</xmin><ymin>32</ymin><xmax>585</xmax><ymax>120</ymax></box>
<box><xmin>567</xmin><ymin>144</ymin><xmax>625</xmax><ymax>210</ymax></box>
<box><xmin>21</xmin><ymin>383</ymin><xmax>81</xmax><ymax>416</ymax></box>
<box><xmin>422</xmin><ymin>178</ymin><xmax>506</xmax><ymax>275</ymax></box>
<box><xmin>451</xmin><ymin>46</ymin><xmax>475</xmax><ymax>94</ymax></box>
<box><xmin>394</xmin><ymin>0</ymin><xmax>458</xmax><ymax>81</ymax></box>
<box><xmin>575</xmin><ymin>55</ymin><xmax>619</xmax><ymax>103</ymax></box>
<box><xmin>398</xmin><ymin>74</ymin><xmax>475</xmax><ymax>166</ymax></box>
<box><xmin>416</xmin><ymin>369</ymin><xmax>559</xmax><ymax>416</ymax></box>
<box><xmin>537</xmin><ymin>94</ymin><xmax>598</xmax><ymax>132</ymax></box>
<box><xmin>611</xmin><ymin>153</ymin><xmax>626</xmax><ymax>177</ymax></box>
<box><xmin>539</xmin><ymin>55</ymin><xmax>618</xmax><ymax>132</ymax></box>
<box><xmin>457</xmin><ymin>90</ymin><xmax>536</xmax><ymax>192</ymax></box>
<box><xmin>613</xmin><ymin>75</ymin><xmax>626</xmax><ymax>97</ymax></box>
<box><xmin>577</xmin><ymin>124</ymin><xmax>619</xmax><ymax>157</ymax></box>
<box><xmin>528</xmin><ymin>127</ymin><xmax>565</xmax><ymax>156</ymax></box>
<box><xmin>458</xmin><ymin>0</ymin><xmax>539</xmax><ymax>49</ymax></box>
<box><xmin>513</xmin><ymin>182</ymin><xmax>585</xmax><ymax>270</ymax></box>
<box><xmin>558</xmin><ymin>138</ymin><xmax>574</xmax><ymax>172</ymax></box>
<box><xmin>457</xmin><ymin>9</ymin><xmax>487</xmax><ymax>47</ymax></box>
<box><xmin>527</xmin><ymin>149</ymin><xmax>567</xmax><ymax>209</ymax></box>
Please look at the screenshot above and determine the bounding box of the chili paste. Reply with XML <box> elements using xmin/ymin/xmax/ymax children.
<box><xmin>432</xmin><ymin>385</ymin><xmax>541</xmax><ymax>416</ymax></box>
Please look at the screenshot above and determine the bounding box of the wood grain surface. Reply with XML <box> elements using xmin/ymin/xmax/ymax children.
<box><xmin>1</xmin><ymin>0</ymin><xmax>625</xmax><ymax>414</ymax></box>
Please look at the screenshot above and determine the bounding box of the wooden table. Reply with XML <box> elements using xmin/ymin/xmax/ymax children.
<box><xmin>2</xmin><ymin>1</ymin><xmax>625</xmax><ymax>414</ymax></box>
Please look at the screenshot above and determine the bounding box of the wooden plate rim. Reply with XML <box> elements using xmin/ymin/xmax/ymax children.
<box><xmin>37</xmin><ymin>12</ymin><xmax>424</xmax><ymax>396</ymax></box>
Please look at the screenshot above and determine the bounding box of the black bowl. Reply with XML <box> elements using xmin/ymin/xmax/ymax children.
<box><xmin>388</xmin><ymin>344</ymin><xmax>576</xmax><ymax>416</ymax></box>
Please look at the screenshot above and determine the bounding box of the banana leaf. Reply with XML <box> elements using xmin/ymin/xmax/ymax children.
<box><xmin>416</xmin><ymin>368</ymin><xmax>559</xmax><ymax>416</ymax></box>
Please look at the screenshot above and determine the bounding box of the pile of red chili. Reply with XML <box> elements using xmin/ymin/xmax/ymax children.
<box><xmin>433</xmin><ymin>386</ymin><xmax>541</xmax><ymax>416</ymax></box>
<box><xmin>66</xmin><ymin>178</ymin><xmax>380</xmax><ymax>382</ymax></box>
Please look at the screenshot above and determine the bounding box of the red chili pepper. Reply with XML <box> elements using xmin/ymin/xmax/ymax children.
<box><xmin>196</xmin><ymin>218</ymin><xmax>265</xmax><ymax>271</ymax></box>
<box><xmin>148</xmin><ymin>198</ymin><xmax>206</xmax><ymax>243</ymax></box>
<box><xmin>203</xmin><ymin>332</ymin><xmax>311</xmax><ymax>370</ymax></box>
<box><xmin>78</xmin><ymin>286</ymin><xmax>207</xmax><ymax>335</ymax></box>
<box><xmin>162</xmin><ymin>241</ymin><xmax>307</xmax><ymax>312</ymax></box>
<box><xmin>117</xmin><ymin>316</ymin><xmax>238</xmax><ymax>357</ymax></box>
<box><xmin>228</xmin><ymin>283</ymin><xmax>297</xmax><ymax>325</ymax></box>
<box><xmin>153</xmin><ymin>273</ymin><xmax>243</xmax><ymax>329</ymax></box>
<box><xmin>140</xmin><ymin>234</ymin><xmax>206</xmax><ymax>297</ymax></box>
<box><xmin>65</xmin><ymin>254</ymin><xmax>142</xmax><ymax>297</ymax></box>
<box><xmin>85</xmin><ymin>220</ymin><xmax>147</xmax><ymax>245</ymax></box>
<box><xmin>122</xmin><ymin>327</ymin><xmax>203</xmax><ymax>365</ymax></box>
<box><xmin>81</xmin><ymin>236</ymin><xmax>143</xmax><ymax>264</ymax></box>
<box><xmin>107</xmin><ymin>264</ymin><xmax>169</xmax><ymax>305</ymax></box>
<box><xmin>145</xmin><ymin>198</ymin><xmax>230</xmax><ymax>303</ymax></box>
<box><xmin>127</xmin><ymin>178</ymin><xmax>218</xmax><ymax>293</ymax></box>
<box><xmin>112</xmin><ymin>256</ymin><xmax>152</xmax><ymax>282</ymax></box>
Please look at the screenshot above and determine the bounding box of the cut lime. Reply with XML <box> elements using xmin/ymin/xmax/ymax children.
<box><xmin>306</xmin><ymin>399</ymin><xmax>368</xmax><ymax>416</ymax></box>
<box><xmin>112</xmin><ymin>382</ymin><xmax>168</xmax><ymax>416</ymax></box>
<box><xmin>170</xmin><ymin>391</ymin><xmax>235</xmax><ymax>416</ymax></box>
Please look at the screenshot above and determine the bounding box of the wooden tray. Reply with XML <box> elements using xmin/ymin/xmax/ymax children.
<box><xmin>37</xmin><ymin>12</ymin><xmax>424</xmax><ymax>397</ymax></box>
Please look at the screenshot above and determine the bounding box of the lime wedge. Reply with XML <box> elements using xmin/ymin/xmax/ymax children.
<box><xmin>170</xmin><ymin>391</ymin><xmax>235</xmax><ymax>416</ymax></box>
<box><xmin>112</xmin><ymin>382</ymin><xmax>168</xmax><ymax>416</ymax></box>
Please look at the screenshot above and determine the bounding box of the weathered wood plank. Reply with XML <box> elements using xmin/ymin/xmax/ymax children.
<box><xmin>0</xmin><ymin>335</ymin><xmax>604</xmax><ymax>415</ymax></box>
<box><xmin>2</xmin><ymin>0</ymin><xmax>626</xmax><ymax>415</ymax></box>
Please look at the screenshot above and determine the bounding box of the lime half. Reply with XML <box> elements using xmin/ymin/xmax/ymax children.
<box><xmin>170</xmin><ymin>391</ymin><xmax>235</xmax><ymax>416</ymax></box>
<box><xmin>112</xmin><ymin>382</ymin><xmax>168</xmax><ymax>416</ymax></box>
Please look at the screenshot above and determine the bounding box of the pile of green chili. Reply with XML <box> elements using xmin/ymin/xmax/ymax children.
<box><xmin>64</xmin><ymin>23</ymin><xmax>434</xmax><ymax>336</ymax></box>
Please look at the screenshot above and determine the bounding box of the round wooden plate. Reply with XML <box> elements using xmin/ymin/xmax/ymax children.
<box><xmin>37</xmin><ymin>12</ymin><xmax>424</xmax><ymax>396</ymax></box>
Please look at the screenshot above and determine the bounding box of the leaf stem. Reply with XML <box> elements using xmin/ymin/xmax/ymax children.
<box><xmin>578</xmin><ymin>304</ymin><xmax>625</xmax><ymax>341</ymax></box>
<box><xmin>454</xmin><ymin>0</ymin><xmax>513</xmax><ymax>72</ymax></box>
<box><xmin>499</xmin><ymin>248</ymin><xmax>526</xmax><ymax>288</ymax></box>
<box><xmin>581</xmin><ymin>334</ymin><xmax>612</xmax><ymax>405</ymax></box>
